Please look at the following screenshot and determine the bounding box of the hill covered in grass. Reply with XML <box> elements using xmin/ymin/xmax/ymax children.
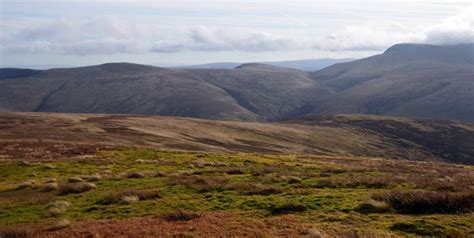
<box><xmin>0</xmin><ymin>112</ymin><xmax>472</xmax><ymax>164</ymax></box>
<box><xmin>0</xmin><ymin>112</ymin><xmax>473</xmax><ymax>236</ymax></box>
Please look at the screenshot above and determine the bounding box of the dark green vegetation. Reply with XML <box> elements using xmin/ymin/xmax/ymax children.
<box><xmin>0</xmin><ymin>149</ymin><xmax>473</xmax><ymax>236</ymax></box>
<box><xmin>1</xmin><ymin>43</ymin><xmax>473</xmax><ymax>121</ymax></box>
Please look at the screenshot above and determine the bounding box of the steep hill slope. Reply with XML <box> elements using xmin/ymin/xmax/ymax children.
<box><xmin>0</xmin><ymin>63</ymin><xmax>259</xmax><ymax>120</ymax></box>
<box><xmin>1</xmin><ymin>112</ymin><xmax>472</xmax><ymax>164</ymax></box>
<box><xmin>192</xmin><ymin>64</ymin><xmax>327</xmax><ymax>120</ymax></box>
<box><xmin>296</xmin><ymin>43</ymin><xmax>474</xmax><ymax>121</ymax></box>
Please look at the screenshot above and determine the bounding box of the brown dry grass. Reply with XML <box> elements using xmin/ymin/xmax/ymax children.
<box><xmin>373</xmin><ymin>190</ymin><xmax>474</xmax><ymax>214</ymax></box>
<box><xmin>35</xmin><ymin>211</ymin><xmax>343</xmax><ymax>238</ymax></box>
<box><xmin>0</xmin><ymin>227</ymin><xmax>36</xmax><ymax>238</ymax></box>
<box><xmin>1</xmin><ymin>112</ymin><xmax>472</xmax><ymax>163</ymax></box>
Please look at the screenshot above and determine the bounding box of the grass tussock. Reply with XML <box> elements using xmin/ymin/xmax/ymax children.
<box><xmin>16</xmin><ymin>180</ymin><xmax>38</xmax><ymax>190</ymax></box>
<box><xmin>46</xmin><ymin>200</ymin><xmax>70</xmax><ymax>217</ymax></box>
<box><xmin>58</xmin><ymin>182</ymin><xmax>96</xmax><ymax>195</ymax></box>
<box><xmin>99</xmin><ymin>189</ymin><xmax>161</xmax><ymax>205</ymax></box>
<box><xmin>153</xmin><ymin>171</ymin><xmax>168</xmax><ymax>177</ymax></box>
<box><xmin>268</xmin><ymin>202</ymin><xmax>307</xmax><ymax>215</ymax></box>
<box><xmin>82</xmin><ymin>174</ymin><xmax>102</xmax><ymax>182</ymax></box>
<box><xmin>164</xmin><ymin>210</ymin><xmax>201</xmax><ymax>222</ymax></box>
<box><xmin>232</xmin><ymin>183</ymin><xmax>283</xmax><ymax>195</ymax></box>
<box><xmin>41</xmin><ymin>182</ymin><xmax>58</xmax><ymax>192</ymax></box>
<box><xmin>67</xmin><ymin>176</ymin><xmax>84</xmax><ymax>183</ymax></box>
<box><xmin>224</xmin><ymin>169</ymin><xmax>245</xmax><ymax>175</ymax></box>
<box><xmin>126</xmin><ymin>172</ymin><xmax>146</xmax><ymax>179</ymax></box>
<box><xmin>355</xmin><ymin>199</ymin><xmax>391</xmax><ymax>214</ymax></box>
<box><xmin>168</xmin><ymin>175</ymin><xmax>229</xmax><ymax>193</ymax></box>
<box><xmin>373</xmin><ymin>190</ymin><xmax>474</xmax><ymax>214</ymax></box>
<box><xmin>47</xmin><ymin>219</ymin><xmax>70</xmax><ymax>231</ymax></box>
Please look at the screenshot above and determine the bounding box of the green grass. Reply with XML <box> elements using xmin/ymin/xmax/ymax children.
<box><xmin>1</xmin><ymin>148</ymin><xmax>473</xmax><ymax>236</ymax></box>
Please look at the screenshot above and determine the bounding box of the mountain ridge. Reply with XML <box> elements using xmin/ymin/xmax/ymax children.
<box><xmin>0</xmin><ymin>43</ymin><xmax>473</xmax><ymax>121</ymax></box>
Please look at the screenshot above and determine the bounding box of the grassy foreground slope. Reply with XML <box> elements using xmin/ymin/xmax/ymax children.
<box><xmin>1</xmin><ymin>149</ymin><xmax>473</xmax><ymax>237</ymax></box>
<box><xmin>0</xmin><ymin>112</ymin><xmax>473</xmax><ymax>237</ymax></box>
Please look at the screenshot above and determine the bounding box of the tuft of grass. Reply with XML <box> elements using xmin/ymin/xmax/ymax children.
<box><xmin>285</xmin><ymin>176</ymin><xmax>302</xmax><ymax>184</ymax></box>
<box><xmin>41</xmin><ymin>182</ymin><xmax>58</xmax><ymax>192</ymax></box>
<box><xmin>46</xmin><ymin>201</ymin><xmax>71</xmax><ymax>217</ymax></box>
<box><xmin>99</xmin><ymin>189</ymin><xmax>161</xmax><ymax>205</ymax></box>
<box><xmin>67</xmin><ymin>176</ymin><xmax>84</xmax><ymax>183</ymax></box>
<box><xmin>43</xmin><ymin>164</ymin><xmax>55</xmax><ymax>169</ymax></box>
<box><xmin>121</xmin><ymin>196</ymin><xmax>139</xmax><ymax>204</ymax></box>
<box><xmin>153</xmin><ymin>171</ymin><xmax>168</xmax><ymax>177</ymax></box>
<box><xmin>232</xmin><ymin>183</ymin><xmax>282</xmax><ymax>196</ymax></box>
<box><xmin>224</xmin><ymin>169</ymin><xmax>244</xmax><ymax>175</ymax></box>
<box><xmin>17</xmin><ymin>181</ymin><xmax>34</xmax><ymax>190</ymax></box>
<box><xmin>82</xmin><ymin>174</ymin><xmax>101</xmax><ymax>182</ymax></box>
<box><xmin>58</xmin><ymin>182</ymin><xmax>96</xmax><ymax>195</ymax></box>
<box><xmin>164</xmin><ymin>210</ymin><xmax>201</xmax><ymax>222</ymax></box>
<box><xmin>126</xmin><ymin>172</ymin><xmax>146</xmax><ymax>179</ymax></box>
<box><xmin>44</xmin><ymin>178</ymin><xmax>57</xmax><ymax>183</ymax></box>
<box><xmin>354</xmin><ymin>199</ymin><xmax>391</xmax><ymax>214</ymax></box>
<box><xmin>373</xmin><ymin>190</ymin><xmax>474</xmax><ymax>214</ymax></box>
<box><xmin>268</xmin><ymin>202</ymin><xmax>307</xmax><ymax>215</ymax></box>
<box><xmin>47</xmin><ymin>219</ymin><xmax>70</xmax><ymax>231</ymax></box>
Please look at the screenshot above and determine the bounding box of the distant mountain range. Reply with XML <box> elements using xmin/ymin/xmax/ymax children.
<box><xmin>0</xmin><ymin>43</ymin><xmax>473</xmax><ymax>121</ymax></box>
<box><xmin>175</xmin><ymin>58</ymin><xmax>355</xmax><ymax>71</ymax></box>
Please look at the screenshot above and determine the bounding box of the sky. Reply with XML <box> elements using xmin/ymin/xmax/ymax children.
<box><xmin>0</xmin><ymin>0</ymin><xmax>473</xmax><ymax>68</ymax></box>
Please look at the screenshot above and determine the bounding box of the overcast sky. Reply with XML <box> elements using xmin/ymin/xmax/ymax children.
<box><xmin>0</xmin><ymin>0</ymin><xmax>473</xmax><ymax>68</ymax></box>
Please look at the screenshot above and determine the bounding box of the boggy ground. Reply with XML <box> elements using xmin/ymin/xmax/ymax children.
<box><xmin>1</xmin><ymin>148</ymin><xmax>473</xmax><ymax>237</ymax></box>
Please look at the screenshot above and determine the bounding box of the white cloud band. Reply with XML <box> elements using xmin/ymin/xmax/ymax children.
<box><xmin>1</xmin><ymin>6</ymin><xmax>472</xmax><ymax>55</ymax></box>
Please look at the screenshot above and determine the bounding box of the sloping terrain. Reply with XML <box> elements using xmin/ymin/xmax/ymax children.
<box><xmin>299</xmin><ymin>43</ymin><xmax>474</xmax><ymax>121</ymax></box>
<box><xmin>0</xmin><ymin>68</ymin><xmax>41</xmax><ymax>81</ymax></box>
<box><xmin>0</xmin><ymin>64</ymin><xmax>260</xmax><ymax>120</ymax></box>
<box><xmin>0</xmin><ymin>112</ymin><xmax>473</xmax><ymax>237</ymax></box>
<box><xmin>0</xmin><ymin>112</ymin><xmax>472</xmax><ymax>164</ymax></box>
<box><xmin>0</xmin><ymin>43</ymin><xmax>473</xmax><ymax>121</ymax></box>
<box><xmin>192</xmin><ymin>63</ymin><xmax>326</xmax><ymax>120</ymax></box>
<box><xmin>0</xmin><ymin>135</ymin><xmax>473</xmax><ymax>237</ymax></box>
